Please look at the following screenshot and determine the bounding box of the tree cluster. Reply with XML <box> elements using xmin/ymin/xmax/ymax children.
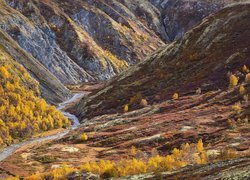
<box><xmin>0</xmin><ymin>64</ymin><xmax>70</xmax><ymax>146</ymax></box>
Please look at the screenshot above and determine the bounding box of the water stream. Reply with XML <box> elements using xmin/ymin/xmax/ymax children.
<box><xmin>0</xmin><ymin>93</ymin><xmax>83</xmax><ymax>161</ymax></box>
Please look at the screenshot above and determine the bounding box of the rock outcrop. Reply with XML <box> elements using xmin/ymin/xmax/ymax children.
<box><xmin>0</xmin><ymin>26</ymin><xmax>70</xmax><ymax>104</ymax></box>
<box><xmin>151</xmin><ymin>0</ymin><xmax>225</xmax><ymax>41</ymax></box>
<box><xmin>0</xmin><ymin>0</ymin><xmax>238</xmax><ymax>88</ymax></box>
<box><xmin>1</xmin><ymin>0</ymin><xmax>163</xmax><ymax>85</ymax></box>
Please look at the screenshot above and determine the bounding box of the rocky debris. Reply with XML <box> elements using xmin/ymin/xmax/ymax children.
<box><xmin>61</xmin><ymin>146</ymin><xmax>79</xmax><ymax>153</ymax></box>
<box><xmin>68</xmin><ymin>172</ymin><xmax>99</xmax><ymax>180</ymax></box>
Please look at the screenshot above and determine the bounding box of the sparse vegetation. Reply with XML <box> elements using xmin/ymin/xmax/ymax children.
<box><xmin>124</xmin><ymin>104</ymin><xmax>129</xmax><ymax>113</ymax></box>
<box><xmin>229</xmin><ymin>74</ymin><xmax>238</xmax><ymax>88</ymax></box>
<box><xmin>211</xmin><ymin>148</ymin><xmax>238</xmax><ymax>161</ymax></box>
<box><xmin>25</xmin><ymin>163</ymin><xmax>76</xmax><ymax>180</ymax></box>
<box><xmin>130</xmin><ymin>146</ymin><xmax>139</xmax><ymax>156</ymax></box>
<box><xmin>246</xmin><ymin>73</ymin><xmax>250</xmax><ymax>83</ymax></box>
<box><xmin>172</xmin><ymin>93</ymin><xmax>179</xmax><ymax>100</ymax></box>
<box><xmin>79</xmin><ymin>140</ymin><xmax>208</xmax><ymax>177</ymax></box>
<box><xmin>80</xmin><ymin>133</ymin><xmax>88</xmax><ymax>142</ymax></box>
<box><xmin>26</xmin><ymin>139</ymin><xmax>239</xmax><ymax>179</ymax></box>
<box><xmin>232</xmin><ymin>103</ymin><xmax>242</xmax><ymax>113</ymax></box>
<box><xmin>129</xmin><ymin>93</ymin><xmax>142</xmax><ymax>105</ymax></box>
<box><xmin>34</xmin><ymin>155</ymin><xmax>57</xmax><ymax>164</ymax></box>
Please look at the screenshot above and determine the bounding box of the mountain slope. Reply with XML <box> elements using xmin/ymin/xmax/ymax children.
<box><xmin>76</xmin><ymin>2</ymin><xmax>250</xmax><ymax>120</ymax></box>
<box><xmin>2</xmin><ymin>0</ymin><xmax>163</xmax><ymax>84</ymax></box>
<box><xmin>0</xmin><ymin>0</ymin><xmax>236</xmax><ymax>86</ymax></box>
<box><xmin>0</xmin><ymin>29</ymin><xmax>71</xmax><ymax>104</ymax></box>
<box><xmin>150</xmin><ymin>0</ymin><xmax>230</xmax><ymax>41</ymax></box>
<box><xmin>0</xmin><ymin>43</ymin><xmax>70</xmax><ymax>147</ymax></box>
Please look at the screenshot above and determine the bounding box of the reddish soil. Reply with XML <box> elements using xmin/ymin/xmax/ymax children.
<box><xmin>1</xmin><ymin>88</ymin><xmax>249</xmax><ymax>177</ymax></box>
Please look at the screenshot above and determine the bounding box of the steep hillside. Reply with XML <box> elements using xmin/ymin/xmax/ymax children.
<box><xmin>76</xmin><ymin>2</ymin><xmax>250</xmax><ymax>119</ymax></box>
<box><xmin>0</xmin><ymin>29</ymin><xmax>70</xmax><ymax>104</ymax></box>
<box><xmin>125</xmin><ymin>0</ymin><xmax>225</xmax><ymax>41</ymax></box>
<box><xmin>0</xmin><ymin>45</ymin><xmax>70</xmax><ymax>147</ymax></box>
<box><xmin>2</xmin><ymin>0</ymin><xmax>163</xmax><ymax>84</ymax></box>
<box><xmin>149</xmin><ymin>0</ymin><xmax>230</xmax><ymax>41</ymax></box>
<box><xmin>0</xmin><ymin>0</ymin><xmax>236</xmax><ymax>86</ymax></box>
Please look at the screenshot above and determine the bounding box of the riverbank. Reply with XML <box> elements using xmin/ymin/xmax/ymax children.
<box><xmin>0</xmin><ymin>92</ymin><xmax>84</xmax><ymax>164</ymax></box>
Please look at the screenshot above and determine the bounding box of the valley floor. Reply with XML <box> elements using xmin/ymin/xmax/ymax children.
<box><xmin>1</xmin><ymin>88</ymin><xmax>249</xmax><ymax>178</ymax></box>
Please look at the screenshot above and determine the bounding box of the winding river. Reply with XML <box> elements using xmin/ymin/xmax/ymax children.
<box><xmin>0</xmin><ymin>93</ymin><xmax>84</xmax><ymax>162</ymax></box>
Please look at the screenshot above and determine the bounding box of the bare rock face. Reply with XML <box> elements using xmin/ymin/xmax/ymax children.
<box><xmin>2</xmin><ymin>0</ymin><xmax>164</xmax><ymax>85</ymax></box>
<box><xmin>0</xmin><ymin>28</ymin><xmax>71</xmax><ymax>104</ymax></box>
<box><xmin>1</xmin><ymin>0</ymin><xmax>96</xmax><ymax>84</ymax></box>
<box><xmin>118</xmin><ymin>0</ymin><xmax>236</xmax><ymax>42</ymax></box>
<box><xmin>0</xmin><ymin>0</ymin><xmax>235</xmax><ymax>87</ymax></box>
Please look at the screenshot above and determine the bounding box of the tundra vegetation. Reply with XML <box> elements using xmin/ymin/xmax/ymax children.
<box><xmin>20</xmin><ymin>139</ymin><xmax>238</xmax><ymax>179</ymax></box>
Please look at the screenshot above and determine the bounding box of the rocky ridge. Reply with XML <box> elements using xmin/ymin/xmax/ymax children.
<box><xmin>0</xmin><ymin>0</ymin><xmax>238</xmax><ymax>89</ymax></box>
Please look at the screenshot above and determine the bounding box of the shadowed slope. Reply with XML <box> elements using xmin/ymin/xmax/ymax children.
<box><xmin>76</xmin><ymin>3</ymin><xmax>250</xmax><ymax>120</ymax></box>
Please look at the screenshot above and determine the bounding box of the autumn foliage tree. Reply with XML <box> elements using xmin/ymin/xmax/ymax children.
<box><xmin>0</xmin><ymin>64</ymin><xmax>70</xmax><ymax>147</ymax></box>
<box><xmin>80</xmin><ymin>133</ymin><xmax>88</xmax><ymax>141</ymax></box>
<box><xmin>242</xmin><ymin>65</ymin><xmax>249</xmax><ymax>74</ymax></box>
<box><xmin>80</xmin><ymin>140</ymin><xmax>208</xmax><ymax>178</ymax></box>
<box><xmin>25</xmin><ymin>139</ymin><xmax>238</xmax><ymax>179</ymax></box>
<box><xmin>229</xmin><ymin>74</ymin><xmax>238</xmax><ymax>88</ymax></box>
<box><xmin>239</xmin><ymin>85</ymin><xmax>246</xmax><ymax>95</ymax></box>
<box><xmin>172</xmin><ymin>93</ymin><xmax>179</xmax><ymax>100</ymax></box>
<box><xmin>124</xmin><ymin>104</ymin><xmax>129</xmax><ymax>113</ymax></box>
<box><xmin>246</xmin><ymin>73</ymin><xmax>250</xmax><ymax>83</ymax></box>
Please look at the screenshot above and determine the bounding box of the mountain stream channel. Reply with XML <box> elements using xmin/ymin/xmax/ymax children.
<box><xmin>0</xmin><ymin>93</ymin><xmax>84</xmax><ymax>161</ymax></box>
